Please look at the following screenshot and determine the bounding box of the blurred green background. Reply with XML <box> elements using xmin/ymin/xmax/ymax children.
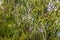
<box><xmin>0</xmin><ymin>0</ymin><xmax>60</xmax><ymax>40</ymax></box>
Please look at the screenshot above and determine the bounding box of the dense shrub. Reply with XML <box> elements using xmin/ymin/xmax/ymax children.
<box><xmin>0</xmin><ymin>0</ymin><xmax>60</xmax><ymax>40</ymax></box>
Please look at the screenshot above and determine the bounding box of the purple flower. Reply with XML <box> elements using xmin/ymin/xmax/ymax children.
<box><xmin>47</xmin><ymin>2</ymin><xmax>54</xmax><ymax>11</ymax></box>
<box><xmin>47</xmin><ymin>2</ymin><xmax>57</xmax><ymax>11</ymax></box>
<box><xmin>57</xmin><ymin>32</ymin><xmax>60</xmax><ymax>37</ymax></box>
